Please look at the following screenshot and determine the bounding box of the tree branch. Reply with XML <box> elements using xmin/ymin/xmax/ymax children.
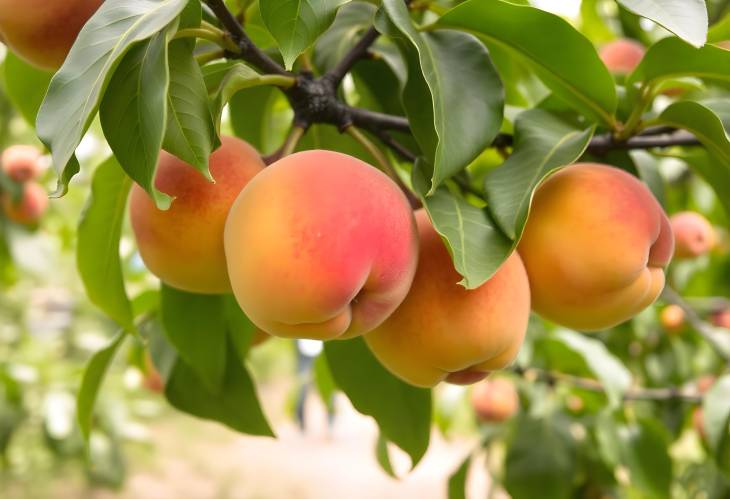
<box><xmin>324</xmin><ymin>26</ymin><xmax>381</xmax><ymax>86</ymax></box>
<box><xmin>588</xmin><ymin>130</ymin><xmax>701</xmax><ymax>154</ymax></box>
<box><xmin>204</xmin><ymin>0</ymin><xmax>289</xmax><ymax>76</ymax></box>
<box><xmin>513</xmin><ymin>366</ymin><xmax>703</xmax><ymax>403</ymax></box>
<box><xmin>348</xmin><ymin>107</ymin><xmax>412</xmax><ymax>133</ymax></box>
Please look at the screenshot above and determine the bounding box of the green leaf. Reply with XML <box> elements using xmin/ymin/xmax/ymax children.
<box><xmin>314</xmin><ymin>1</ymin><xmax>376</xmax><ymax>71</ymax></box>
<box><xmin>36</xmin><ymin>0</ymin><xmax>189</xmax><ymax>196</ymax></box>
<box><xmin>259</xmin><ymin>0</ymin><xmax>347</xmax><ymax>69</ymax></box>
<box><xmin>617</xmin><ymin>0</ymin><xmax>707</xmax><ymax>47</ymax></box>
<box><xmin>77</xmin><ymin>157</ymin><xmax>134</xmax><ymax>330</ymax></box>
<box><xmin>164</xmin><ymin>4</ymin><xmax>218</xmax><ymax>177</ymax></box>
<box><xmin>484</xmin><ymin>109</ymin><xmax>595</xmax><ymax>241</ymax></box>
<box><xmin>382</xmin><ymin>0</ymin><xmax>503</xmax><ymax>191</ymax></box>
<box><xmin>375</xmin><ymin>433</ymin><xmax>397</xmax><ymax>478</ymax></box>
<box><xmin>77</xmin><ymin>331</ymin><xmax>127</xmax><ymax>442</ymax></box>
<box><xmin>656</xmin><ymin>101</ymin><xmax>730</xmax><ymax>217</ymax></box>
<box><xmin>504</xmin><ymin>415</ymin><xmax>576</xmax><ymax>499</ymax></box>
<box><xmin>160</xmin><ymin>286</ymin><xmax>227</xmax><ymax>393</ymax></box>
<box><xmin>619</xmin><ymin>419</ymin><xmax>673</xmax><ymax>497</ymax></box>
<box><xmin>209</xmin><ymin>62</ymin><xmax>288</xmax><ymax>126</ymax></box>
<box><xmin>224</xmin><ymin>295</ymin><xmax>259</xmax><ymax>358</ymax></box>
<box><xmin>165</xmin><ymin>339</ymin><xmax>274</xmax><ymax>437</ymax></box>
<box><xmin>544</xmin><ymin>329</ymin><xmax>632</xmax><ymax>408</ymax></box>
<box><xmin>100</xmin><ymin>26</ymin><xmax>175</xmax><ymax>209</ymax></box>
<box><xmin>629</xmin><ymin>37</ymin><xmax>730</xmax><ymax>87</ymax></box>
<box><xmin>229</xmin><ymin>86</ymin><xmax>281</xmax><ymax>153</ymax></box>
<box><xmin>313</xmin><ymin>353</ymin><xmax>336</xmax><ymax>412</ymax></box>
<box><xmin>412</xmin><ymin>161</ymin><xmax>514</xmax><ymax>289</ymax></box>
<box><xmin>708</xmin><ymin>13</ymin><xmax>730</xmax><ymax>43</ymax></box>
<box><xmin>324</xmin><ymin>337</ymin><xmax>431</xmax><ymax>468</ymax></box>
<box><xmin>436</xmin><ymin>0</ymin><xmax>617</xmax><ymax>126</ymax></box>
<box><xmin>447</xmin><ymin>453</ymin><xmax>471</xmax><ymax>499</ymax></box>
<box><xmin>2</xmin><ymin>53</ymin><xmax>52</xmax><ymax>124</ymax></box>
<box><xmin>703</xmin><ymin>375</ymin><xmax>730</xmax><ymax>467</ymax></box>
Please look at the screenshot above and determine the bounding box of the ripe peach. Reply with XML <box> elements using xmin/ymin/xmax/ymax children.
<box><xmin>599</xmin><ymin>39</ymin><xmax>645</xmax><ymax>74</ymax></box>
<box><xmin>130</xmin><ymin>136</ymin><xmax>265</xmax><ymax>294</ymax></box>
<box><xmin>363</xmin><ymin>210</ymin><xmax>530</xmax><ymax>387</ymax></box>
<box><xmin>0</xmin><ymin>0</ymin><xmax>102</xmax><ymax>70</ymax></box>
<box><xmin>2</xmin><ymin>145</ymin><xmax>42</xmax><ymax>182</ymax></box>
<box><xmin>224</xmin><ymin>150</ymin><xmax>418</xmax><ymax>340</ymax></box>
<box><xmin>660</xmin><ymin>304</ymin><xmax>685</xmax><ymax>334</ymax></box>
<box><xmin>670</xmin><ymin>211</ymin><xmax>715</xmax><ymax>259</ymax></box>
<box><xmin>518</xmin><ymin>163</ymin><xmax>674</xmax><ymax>331</ymax></box>
<box><xmin>711</xmin><ymin>310</ymin><xmax>730</xmax><ymax>329</ymax></box>
<box><xmin>471</xmin><ymin>378</ymin><xmax>519</xmax><ymax>423</ymax></box>
<box><xmin>1</xmin><ymin>181</ymin><xmax>47</xmax><ymax>225</ymax></box>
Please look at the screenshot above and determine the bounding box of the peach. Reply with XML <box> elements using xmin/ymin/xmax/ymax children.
<box><xmin>0</xmin><ymin>0</ymin><xmax>102</xmax><ymax>70</ymax></box>
<box><xmin>363</xmin><ymin>210</ymin><xmax>530</xmax><ymax>387</ymax></box>
<box><xmin>2</xmin><ymin>145</ymin><xmax>42</xmax><ymax>182</ymax></box>
<box><xmin>224</xmin><ymin>150</ymin><xmax>418</xmax><ymax>340</ymax></box>
<box><xmin>130</xmin><ymin>136</ymin><xmax>265</xmax><ymax>294</ymax></box>
<box><xmin>518</xmin><ymin>163</ymin><xmax>674</xmax><ymax>331</ymax></box>
<box><xmin>670</xmin><ymin>211</ymin><xmax>715</xmax><ymax>258</ymax></box>
<box><xmin>599</xmin><ymin>39</ymin><xmax>645</xmax><ymax>74</ymax></box>
<box><xmin>471</xmin><ymin>378</ymin><xmax>519</xmax><ymax>422</ymax></box>
<box><xmin>1</xmin><ymin>181</ymin><xmax>47</xmax><ymax>225</ymax></box>
<box><xmin>711</xmin><ymin>310</ymin><xmax>730</xmax><ymax>329</ymax></box>
<box><xmin>696</xmin><ymin>375</ymin><xmax>715</xmax><ymax>394</ymax></box>
<box><xmin>660</xmin><ymin>304</ymin><xmax>685</xmax><ymax>334</ymax></box>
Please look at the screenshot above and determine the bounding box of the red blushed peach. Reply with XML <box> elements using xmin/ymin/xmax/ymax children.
<box><xmin>224</xmin><ymin>150</ymin><xmax>418</xmax><ymax>341</ymax></box>
<box><xmin>599</xmin><ymin>39</ymin><xmax>645</xmax><ymax>74</ymax></box>
<box><xmin>2</xmin><ymin>145</ymin><xmax>42</xmax><ymax>182</ymax></box>
<box><xmin>1</xmin><ymin>181</ymin><xmax>48</xmax><ymax>225</ymax></box>
<box><xmin>711</xmin><ymin>310</ymin><xmax>730</xmax><ymax>329</ymax></box>
<box><xmin>670</xmin><ymin>211</ymin><xmax>715</xmax><ymax>259</ymax></box>
<box><xmin>363</xmin><ymin>210</ymin><xmax>530</xmax><ymax>388</ymax></box>
<box><xmin>130</xmin><ymin>136</ymin><xmax>265</xmax><ymax>294</ymax></box>
<box><xmin>518</xmin><ymin>163</ymin><xmax>674</xmax><ymax>331</ymax></box>
<box><xmin>0</xmin><ymin>0</ymin><xmax>102</xmax><ymax>70</ymax></box>
<box><xmin>471</xmin><ymin>378</ymin><xmax>519</xmax><ymax>423</ymax></box>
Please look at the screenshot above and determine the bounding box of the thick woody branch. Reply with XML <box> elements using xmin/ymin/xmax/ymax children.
<box><xmin>204</xmin><ymin>0</ymin><xmax>289</xmax><ymax>76</ymax></box>
<box><xmin>324</xmin><ymin>26</ymin><xmax>381</xmax><ymax>86</ymax></box>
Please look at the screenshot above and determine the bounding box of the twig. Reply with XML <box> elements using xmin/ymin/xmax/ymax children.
<box><xmin>513</xmin><ymin>366</ymin><xmax>703</xmax><ymax>403</ymax></box>
<box><xmin>263</xmin><ymin>125</ymin><xmax>307</xmax><ymax>165</ymax></box>
<box><xmin>324</xmin><ymin>26</ymin><xmax>380</xmax><ymax>86</ymax></box>
<box><xmin>204</xmin><ymin>0</ymin><xmax>289</xmax><ymax>76</ymax></box>
<box><xmin>348</xmin><ymin>107</ymin><xmax>412</xmax><ymax>133</ymax></box>
<box><xmin>373</xmin><ymin>130</ymin><xmax>417</xmax><ymax>162</ymax></box>
<box><xmin>662</xmin><ymin>286</ymin><xmax>730</xmax><ymax>363</ymax></box>
<box><xmin>588</xmin><ymin>130</ymin><xmax>701</xmax><ymax>154</ymax></box>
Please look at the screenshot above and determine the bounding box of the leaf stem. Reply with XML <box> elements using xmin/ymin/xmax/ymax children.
<box><xmin>174</xmin><ymin>27</ymin><xmax>238</xmax><ymax>52</ymax></box>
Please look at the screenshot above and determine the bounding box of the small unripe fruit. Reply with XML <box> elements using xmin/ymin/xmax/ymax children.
<box><xmin>670</xmin><ymin>211</ymin><xmax>715</xmax><ymax>259</ymax></box>
<box><xmin>471</xmin><ymin>378</ymin><xmax>519</xmax><ymax>423</ymax></box>
<box><xmin>225</xmin><ymin>150</ymin><xmax>418</xmax><ymax>340</ymax></box>
<box><xmin>599</xmin><ymin>39</ymin><xmax>645</xmax><ymax>74</ymax></box>
<box><xmin>1</xmin><ymin>182</ymin><xmax>48</xmax><ymax>225</ymax></box>
<box><xmin>518</xmin><ymin>163</ymin><xmax>674</xmax><ymax>331</ymax></box>
<box><xmin>0</xmin><ymin>0</ymin><xmax>103</xmax><ymax>70</ymax></box>
<box><xmin>2</xmin><ymin>145</ymin><xmax>42</xmax><ymax>182</ymax></box>
<box><xmin>711</xmin><ymin>310</ymin><xmax>730</xmax><ymax>329</ymax></box>
<box><xmin>364</xmin><ymin>210</ymin><xmax>530</xmax><ymax>387</ymax></box>
<box><xmin>130</xmin><ymin>136</ymin><xmax>265</xmax><ymax>294</ymax></box>
<box><xmin>660</xmin><ymin>304</ymin><xmax>685</xmax><ymax>334</ymax></box>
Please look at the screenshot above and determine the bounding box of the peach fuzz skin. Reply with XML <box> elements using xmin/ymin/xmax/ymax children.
<box><xmin>364</xmin><ymin>210</ymin><xmax>530</xmax><ymax>388</ymax></box>
<box><xmin>224</xmin><ymin>150</ymin><xmax>418</xmax><ymax>341</ymax></box>
<box><xmin>518</xmin><ymin>163</ymin><xmax>674</xmax><ymax>332</ymax></box>
<box><xmin>2</xmin><ymin>182</ymin><xmax>47</xmax><ymax>225</ymax></box>
<box><xmin>130</xmin><ymin>136</ymin><xmax>265</xmax><ymax>295</ymax></box>
<box><xmin>670</xmin><ymin>211</ymin><xmax>715</xmax><ymax>258</ymax></box>
<box><xmin>599</xmin><ymin>39</ymin><xmax>645</xmax><ymax>74</ymax></box>
<box><xmin>0</xmin><ymin>0</ymin><xmax>102</xmax><ymax>70</ymax></box>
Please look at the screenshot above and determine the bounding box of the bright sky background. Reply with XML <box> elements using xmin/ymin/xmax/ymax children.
<box><xmin>530</xmin><ymin>0</ymin><xmax>582</xmax><ymax>18</ymax></box>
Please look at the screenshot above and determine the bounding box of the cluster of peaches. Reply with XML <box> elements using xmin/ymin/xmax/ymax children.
<box><xmin>130</xmin><ymin>136</ymin><xmax>678</xmax><ymax>389</ymax></box>
<box><xmin>0</xmin><ymin>145</ymin><xmax>47</xmax><ymax>226</ymax></box>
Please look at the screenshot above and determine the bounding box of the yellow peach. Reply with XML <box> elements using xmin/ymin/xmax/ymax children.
<box><xmin>364</xmin><ymin>210</ymin><xmax>530</xmax><ymax>387</ymax></box>
<box><xmin>1</xmin><ymin>181</ymin><xmax>47</xmax><ymax>225</ymax></box>
<box><xmin>518</xmin><ymin>163</ymin><xmax>674</xmax><ymax>331</ymax></box>
<box><xmin>471</xmin><ymin>378</ymin><xmax>519</xmax><ymax>423</ymax></box>
<box><xmin>130</xmin><ymin>136</ymin><xmax>264</xmax><ymax>294</ymax></box>
<box><xmin>670</xmin><ymin>211</ymin><xmax>715</xmax><ymax>258</ymax></box>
